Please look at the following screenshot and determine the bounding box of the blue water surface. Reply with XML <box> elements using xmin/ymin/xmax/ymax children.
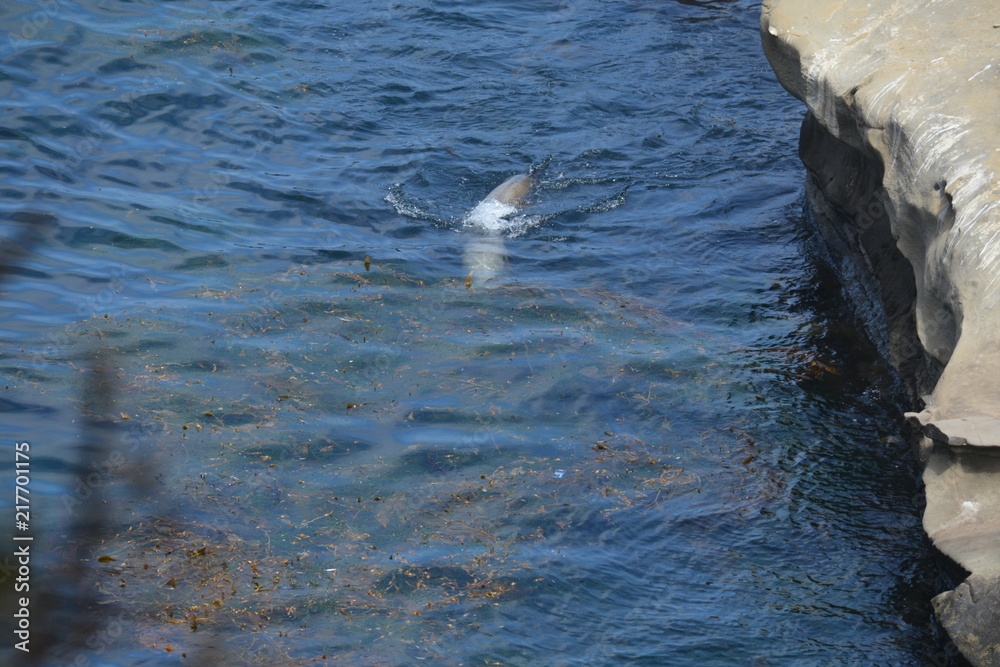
<box><xmin>1</xmin><ymin>0</ymin><xmax>951</xmax><ymax>664</ymax></box>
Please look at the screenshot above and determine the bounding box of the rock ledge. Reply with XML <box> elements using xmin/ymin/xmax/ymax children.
<box><xmin>924</xmin><ymin>417</ymin><xmax>1000</xmax><ymax>449</ymax></box>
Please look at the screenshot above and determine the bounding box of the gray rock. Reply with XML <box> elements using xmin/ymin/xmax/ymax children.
<box><xmin>933</xmin><ymin>574</ymin><xmax>1000</xmax><ymax>667</ymax></box>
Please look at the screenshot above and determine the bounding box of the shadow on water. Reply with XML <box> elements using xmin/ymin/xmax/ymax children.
<box><xmin>752</xmin><ymin>207</ymin><xmax>974</xmax><ymax>667</ymax></box>
<box><xmin>0</xmin><ymin>210</ymin><xmax>126</xmax><ymax>659</ymax></box>
<box><xmin>0</xmin><ymin>213</ymin><xmax>224</xmax><ymax>664</ymax></box>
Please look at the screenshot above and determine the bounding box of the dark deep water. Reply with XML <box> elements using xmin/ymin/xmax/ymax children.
<box><xmin>0</xmin><ymin>0</ymin><xmax>955</xmax><ymax>664</ymax></box>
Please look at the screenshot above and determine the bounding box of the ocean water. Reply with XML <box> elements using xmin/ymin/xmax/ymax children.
<box><xmin>0</xmin><ymin>0</ymin><xmax>954</xmax><ymax>664</ymax></box>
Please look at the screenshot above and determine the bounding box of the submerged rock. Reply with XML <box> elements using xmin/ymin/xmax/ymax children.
<box><xmin>761</xmin><ymin>0</ymin><xmax>1000</xmax><ymax>663</ymax></box>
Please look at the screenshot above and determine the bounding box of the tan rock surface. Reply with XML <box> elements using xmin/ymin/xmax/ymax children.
<box><xmin>761</xmin><ymin>1</ymin><xmax>1000</xmax><ymax>662</ymax></box>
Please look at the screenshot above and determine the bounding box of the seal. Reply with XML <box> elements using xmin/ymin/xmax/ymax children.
<box><xmin>462</xmin><ymin>167</ymin><xmax>544</xmax><ymax>286</ymax></box>
<box><xmin>482</xmin><ymin>171</ymin><xmax>537</xmax><ymax>208</ymax></box>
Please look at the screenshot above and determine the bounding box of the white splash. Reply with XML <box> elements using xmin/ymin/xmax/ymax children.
<box><xmin>463</xmin><ymin>197</ymin><xmax>519</xmax><ymax>233</ymax></box>
<box><xmin>463</xmin><ymin>198</ymin><xmax>542</xmax><ymax>235</ymax></box>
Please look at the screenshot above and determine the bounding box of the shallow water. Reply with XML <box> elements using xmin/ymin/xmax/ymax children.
<box><xmin>1</xmin><ymin>0</ymin><xmax>950</xmax><ymax>664</ymax></box>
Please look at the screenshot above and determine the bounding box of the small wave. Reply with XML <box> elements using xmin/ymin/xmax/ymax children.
<box><xmin>580</xmin><ymin>186</ymin><xmax>629</xmax><ymax>214</ymax></box>
<box><xmin>384</xmin><ymin>184</ymin><xmax>439</xmax><ymax>222</ymax></box>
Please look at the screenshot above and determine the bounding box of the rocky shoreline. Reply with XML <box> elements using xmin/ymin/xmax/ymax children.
<box><xmin>760</xmin><ymin>1</ymin><xmax>1000</xmax><ymax>663</ymax></box>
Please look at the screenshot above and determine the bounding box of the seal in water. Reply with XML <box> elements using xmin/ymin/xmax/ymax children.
<box><xmin>481</xmin><ymin>171</ymin><xmax>537</xmax><ymax>208</ymax></box>
<box><xmin>462</xmin><ymin>167</ymin><xmax>543</xmax><ymax>286</ymax></box>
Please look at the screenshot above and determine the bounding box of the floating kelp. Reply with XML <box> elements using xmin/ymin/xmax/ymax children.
<box><xmin>34</xmin><ymin>255</ymin><xmax>754</xmax><ymax>662</ymax></box>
